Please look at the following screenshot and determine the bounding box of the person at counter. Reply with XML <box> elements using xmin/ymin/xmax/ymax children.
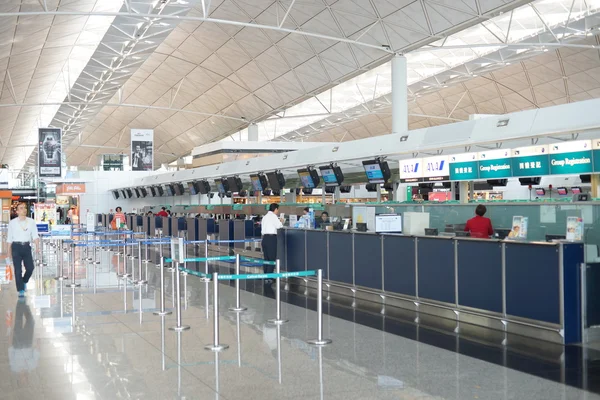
<box><xmin>464</xmin><ymin>205</ymin><xmax>494</xmax><ymax>239</ymax></box>
<box><xmin>316</xmin><ymin>211</ymin><xmax>329</xmax><ymax>229</ymax></box>
<box><xmin>156</xmin><ymin>207</ymin><xmax>168</xmax><ymax>217</ymax></box>
<box><xmin>262</xmin><ymin>203</ymin><xmax>283</xmax><ymax>284</ymax></box>
<box><xmin>111</xmin><ymin>207</ymin><xmax>126</xmax><ymax>230</ymax></box>
<box><xmin>303</xmin><ymin>207</ymin><xmax>309</xmax><ymax>216</ymax></box>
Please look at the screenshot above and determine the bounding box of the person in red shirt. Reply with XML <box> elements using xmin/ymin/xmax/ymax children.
<box><xmin>156</xmin><ymin>207</ymin><xmax>168</xmax><ymax>217</ymax></box>
<box><xmin>464</xmin><ymin>205</ymin><xmax>494</xmax><ymax>239</ymax></box>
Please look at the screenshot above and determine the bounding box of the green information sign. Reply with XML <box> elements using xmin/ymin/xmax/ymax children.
<box><xmin>511</xmin><ymin>155</ymin><xmax>549</xmax><ymax>177</ymax></box>
<box><xmin>549</xmin><ymin>150</ymin><xmax>593</xmax><ymax>175</ymax></box>
<box><xmin>592</xmin><ymin>150</ymin><xmax>600</xmax><ymax>173</ymax></box>
<box><xmin>449</xmin><ymin>161</ymin><xmax>478</xmax><ymax>181</ymax></box>
<box><xmin>478</xmin><ymin>159</ymin><xmax>512</xmax><ymax>179</ymax></box>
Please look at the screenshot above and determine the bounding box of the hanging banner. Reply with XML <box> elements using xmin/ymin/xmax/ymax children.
<box><xmin>38</xmin><ymin>128</ymin><xmax>62</xmax><ymax>177</ymax></box>
<box><xmin>131</xmin><ymin>129</ymin><xmax>154</xmax><ymax>171</ymax></box>
<box><xmin>549</xmin><ymin>140</ymin><xmax>592</xmax><ymax>175</ymax></box>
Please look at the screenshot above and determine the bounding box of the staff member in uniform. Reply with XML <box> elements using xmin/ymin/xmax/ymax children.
<box><xmin>261</xmin><ymin>203</ymin><xmax>283</xmax><ymax>284</ymax></box>
<box><xmin>464</xmin><ymin>204</ymin><xmax>494</xmax><ymax>239</ymax></box>
<box><xmin>7</xmin><ymin>202</ymin><xmax>40</xmax><ymax>298</ymax></box>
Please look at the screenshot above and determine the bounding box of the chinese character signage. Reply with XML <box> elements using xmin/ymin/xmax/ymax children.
<box><xmin>131</xmin><ymin>129</ymin><xmax>154</xmax><ymax>171</ymax></box>
<box><xmin>511</xmin><ymin>145</ymin><xmax>549</xmax><ymax>177</ymax></box>
<box><xmin>449</xmin><ymin>153</ymin><xmax>478</xmax><ymax>181</ymax></box>
<box><xmin>399</xmin><ymin>158</ymin><xmax>423</xmax><ymax>183</ymax></box>
<box><xmin>38</xmin><ymin>128</ymin><xmax>62</xmax><ymax>177</ymax></box>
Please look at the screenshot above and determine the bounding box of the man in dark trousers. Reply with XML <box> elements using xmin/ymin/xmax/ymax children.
<box><xmin>261</xmin><ymin>203</ymin><xmax>283</xmax><ymax>284</ymax></box>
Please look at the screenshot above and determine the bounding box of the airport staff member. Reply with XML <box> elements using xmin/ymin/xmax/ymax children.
<box><xmin>7</xmin><ymin>202</ymin><xmax>39</xmax><ymax>297</ymax></box>
<box><xmin>156</xmin><ymin>207</ymin><xmax>168</xmax><ymax>217</ymax></box>
<box><xmin>464</xmin><ymin>204</ymin><xmax>494</xmax><ymax>239</ymax></box>
<box><xmin>262</xmin><ymin>203</ymin><xmax>283</xmax><ymax>283</ymax></box>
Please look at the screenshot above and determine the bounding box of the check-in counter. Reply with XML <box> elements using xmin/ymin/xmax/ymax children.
<box><xmin>187</xmin><ymin>218</ymin><xmax>198</xmax><ymax>241</ymax></box>
<box><xmin>171</xmin><ymin>217</ymin><xmax>187</xmax><ymax>237</ymax></box>
<box><xmin>198</xmin><ymin>218</ymin><xmax>216</xmax><ymax>241</ymax></box>
<box><xmin>218</xmin><ymin>219</ymin><xmax>234</xmax><ymax>245</ymax></box>
<box><xmin>162</xmin><ymin>217</ymin><xmax>171</xmax><ymax>236</ymax></box>
<box><xmin>143</xmin><ymin>216</ymin><xmax>149</xmax><ymax>236</ymax></box>
<box><xmin>233</xmin><ymin>220</ymin><xmax>256</xmax><ymax>250</ymax></box>
<box><xmin>132</xmin><ymin>215</ymin><xmax>143</xmax><ymax>232</ymax></box>
<box><xmin>281</xmin><ymin>228</ymin><xmax>583</xmax><ymax>345</ymax></box>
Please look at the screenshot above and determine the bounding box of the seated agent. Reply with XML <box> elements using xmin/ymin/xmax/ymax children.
<box><xmin>464</xmin><ymin>204</ymin><xmax>494</xmax><ymax>239</ymax></box>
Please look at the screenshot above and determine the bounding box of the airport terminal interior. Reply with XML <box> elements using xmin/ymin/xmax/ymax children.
<box><xmin>5</xmin><ymin>0</ymin><xmax>600</xmax><ymax>399</ymax></box>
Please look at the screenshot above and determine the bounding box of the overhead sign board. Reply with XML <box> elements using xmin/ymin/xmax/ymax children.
<box><xmin>399</xmin><ymin>158</ymin><xmax>423</xmax><ymax>183</ymax></box>
<box><xmin>549</xmin><ymin>140</ymin><xmax>593</xmax><ymax>175</ymax></box>
<box><xmin>449</xmin><ymin>153</ymin><xmax>478</xmax><ymax>181</ymax></box>
<box><xmin>511</xmin><ymin>145</ymin><xmax>549</xmax><ymax>177</ymax></box>
<box><xmin>422</xmin><ymin>155</ymin><xmax>449</xmax><ymax>182</ymax></box>
<box><xmin>478</xmin><ymin>149</ymin><xmax>512</xmax><ymax>179</ymax></box>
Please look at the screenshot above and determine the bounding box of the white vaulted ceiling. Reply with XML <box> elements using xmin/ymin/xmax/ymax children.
<box><xmin>58</xmin><ymin>0</ymin><xmax>533</xmax><ymax>168</ymax></box>
<box><xmin>4</xmin><ymin>0</ymin><xmax>590</xmax><ymax>172</ymax></box>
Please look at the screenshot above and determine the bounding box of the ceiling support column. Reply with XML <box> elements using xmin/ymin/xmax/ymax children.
<box><xmin>392</xmin><ymin>54</ymin><xmax>408</xmax><ymax>135</ymax></box>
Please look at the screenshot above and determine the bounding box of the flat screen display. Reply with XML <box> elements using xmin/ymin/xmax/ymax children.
<box><xmin>535</xmin><ymin>188</ymin><xmax>545</xmax><ymax>196</ymax></box>
<box><xmin>112</xmin><ymin>190</ymin><xmax>119</xmax><ymax>200</ymax></box>
<box><xmin>120</xmin><ymin>189</ymin><xmax>127</xmax><ymax>199</ymax></box>
<box><xmin>375</xmin><ymin>214</ymin><xmax>402</xmax><ymax>233</ymax></box>
<box><xmin>173</xmin><ymin>183</ymin><xmax>184</xmax><ymax>196</ymax></box>
<box><xmin>364</xmin><ymin>163</ymin><xmax>384</xmax><ymax>183</ymax></box>
<box><xmin>197</xmin><ymin>181</ymin><xmax>210</xmax><ymax>195</ymax></box>
<box><xmin>320</xmin><ymin>167</ymin><xmax>338</xmax><ymax>185</ymax></box>
<box><xmin>250</xmin><ymin>174</ymin><xmax>263</xmax><ymax>191</ymax></box>
<box><xmin>267</xmin><ymin>171</ymin><xmax>284</xmax><ymax>191</ymax></box>
<box><xmin>557</xmin><ymin>187</ymin><xmax>568</xmax><ymax>196</ymax></box>
<box><xmin>215</xmin><ymin>179</ymin><xmax>226</xmax><ymax>194</ymax></box>
<box><xmin>126</xmin><ymin>189</ymin><xmax>133</xmax><ymax>198</ymax></box>
<box><xmin>227</xmin><ymin>176</ymin><xmax>241</xmax><ymax>193</ymax></box>
<box><xmin>188</xmin><ymin>182</ymin><xmax>197</xmax><ymax>195</ymax></box>
<box><xmin>298</xmin><ymin>169</ymin><xmax>316</xmax><ymax>189</ymax></box>
<box><xmin>140</xmin><ymin>187</ymin><xmax>147</xmax><ymax>197</ymax></box>
<box><xmin>149</xmin><ymin>186</ymin><xmax>156</xmax><ymax>197</ymax></box>
<box><xmin>164</xmin><ymin>184</ymin><xmax>174</xmax><ymax>196</ymax></box>
<box><xmin>572</xmin><ymin>186</ymin><xmax>582</xmax><ymax>194</ymax></box>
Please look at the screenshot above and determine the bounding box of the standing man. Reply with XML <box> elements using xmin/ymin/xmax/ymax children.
<box><xmin>261</xmin><ymin>203</ymin><xmax>283</xmax><ymax>284</ymax></box>
<box><xmin>7</xmin><ymin>202</ymin><xmax>40</xmax><ymax>298</ymax></box>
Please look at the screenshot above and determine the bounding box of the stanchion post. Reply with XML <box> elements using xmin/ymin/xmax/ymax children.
<box><xmin>66</xmin><ymin>244</ymin><xmax>81</xmax><ymax>288</ymax></box>
<box><xmin>143</xmin><ymin>232</ymin><xmax>150</xmax><ymax>263</ymax></box>
<box><xmin>268</xmin><ymin>260</ymin><xmax>288</xmax><ymax>325</ymax></box>
<box><xmin>135</xmin><ymin>243</ymin><xmax>147</xmax><ymax>285</ymax></box>
<box><xmin>229</xmin><ymin>254</ymin><xmax>247</xmax><ymax>312</ymax></box>
<box><xmin>54</xmin><ymin>239</ymin><xmax>67</xmax><ymax>281</ymax></box>
<box><xmin>307</xmin><ymin>269</ymin><xmax>332</xmax><ymax>346</ymax></box>
<box><xmin>169</xmin><ymin>262</ymin><xmax>190</xmax><ymax>331</ymax></box>
<box><xmin>200</xmin><ymin>235</ymin><xmax>210</xmax><ymax>282</ymax></box>
<box><xmin>204</xmin><ymin>273</ymin><xmax>229</xmax><ymax>351</ymax></box>
<box><xmin>92</xmin><ymin>237</ymin><xmax>100</xmax><ymax>265</ymax></box>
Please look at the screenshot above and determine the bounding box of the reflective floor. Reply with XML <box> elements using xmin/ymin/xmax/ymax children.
<box><xmin>0</xmin><ymin>243</ymin><xmax>599</xmax><ymax>399</ymax></box>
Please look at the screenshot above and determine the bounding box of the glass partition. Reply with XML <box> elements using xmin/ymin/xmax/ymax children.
<box><xmin>373</xmin><ymin>203</ymin><xmax>597</xmax><ymax>243</ymax></box>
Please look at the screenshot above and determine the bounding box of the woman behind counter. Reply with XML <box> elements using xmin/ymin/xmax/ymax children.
<box><xmin>464</xmin><ymin>205</ymin><xmax>494</xmax><ymax>239</ymax></box>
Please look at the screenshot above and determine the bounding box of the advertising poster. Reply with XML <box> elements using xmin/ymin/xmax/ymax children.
<box><xmin>566</xmin><ymin>217</ymin><xmax>583</xmax><ymax>241</ymax></box>
<box><xmin>131</xmin><ymin>129</ymin><xmax>154</xmax><ymax>171</ymax></box>
<box><xmin>38</xmin><ymin>128</ymin><xmax>62</xmax><ymax>177</ymax></box>
<box><xmin>34</xmin><ymin>203</ymin><xmax>57</xmax><ymax>233</ymax></box>
<box><xmin>508</xmin><ymin>216</ymin><xmax>528</xmax><ymax>240</ymax></box>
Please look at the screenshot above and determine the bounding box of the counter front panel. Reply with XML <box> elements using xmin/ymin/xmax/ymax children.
<box><xmin>383</xmin><ymin>235</ymin><xmax>416</xmax><ymax>296</ymax></box>
<box><xmin>307</xmin><ymin>231</ymin><xmax>327</xmax><ymax>279</ymax></box>
<box><xmin>286</xmin><ymin>229</ymin><xmax>306</xmax><ymax>272</ymax></box>
<box><xmin>457</xmin><ymin>240</ymin><xmax>503</xmax><ymax>313</ymax></box>
<box><xmin>417</xmin><ymin>237</ymin><xmax>455</xmax><ymax>304</ymax></box>
<box><xmin>354</xmin><ymin>233</ymin><xmax>382</xmax><ymax>290</ymax></box>
<box><xmin>328</xmin><ymin>231</ymin><xmax>353</xmax><ymax>285</ymax></box>
<box><xmin>505</xmin><ymin>242</ymin><xmax>560</xmax><ymax>324</ymax></box>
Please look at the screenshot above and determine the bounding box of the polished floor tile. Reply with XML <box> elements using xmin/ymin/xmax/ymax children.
<box><xmin>0</xmin><ymin>244</ymin><xmax>598</xmax><ymax>400</ymax></box>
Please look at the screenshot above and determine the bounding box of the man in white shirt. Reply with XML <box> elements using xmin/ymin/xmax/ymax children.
<box><xmin>261</xmin><ymin>203</ymin><xmax>283</xmax><ymax>283</ymax></box>
<box><xmin>7</xmin><ymin>202</ymin><xmax>40</xmax><ymax>297</ymax></box>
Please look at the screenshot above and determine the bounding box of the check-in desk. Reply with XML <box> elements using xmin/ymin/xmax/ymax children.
<box><xmin>142</xmin><ymin>216</ymin><xmax>149</xmax><ymax>236</ymax></box>
<box><xmin>218</xmin><ymin>219</ymin><xmax>234</xmax><ymax>245</ymax></box>
<box><xmin>198</xmin><ymin>218</ymin><xmax>216</xmax><ymax>241</ymax></box>
<box><xmin>282</xmin><ymin>228</ymin><xmax>584</xmax><ymax>345</ymax></box>
<box><xmin>161</xmin><ymin>217</ymin><xmax>171</xmax><ymax>236</ymax></box>
<box><xmin>132</xmin><ymin>215</ymin><xmax>143</xmax><ymax>232</ymax></box>
<box><xmin>233</xmin><ymin>220</ymin><xmax>256</xmax><ymax>250</ymax></box>
<box><xmin>187</xmin><ymin>218</ymin><xmax>198</xmax><ymax>241</ymax></box>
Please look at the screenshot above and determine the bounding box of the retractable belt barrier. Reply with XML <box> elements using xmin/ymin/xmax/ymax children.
<box><xmin>177</xmin><ymin>266</ymin><xmax>315</xmax><ymax>281</ymax></box>
<box><xmin>207</xmin><ymin>239</ymin><xmax>262</xmax><ymax>244</ymax></box>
